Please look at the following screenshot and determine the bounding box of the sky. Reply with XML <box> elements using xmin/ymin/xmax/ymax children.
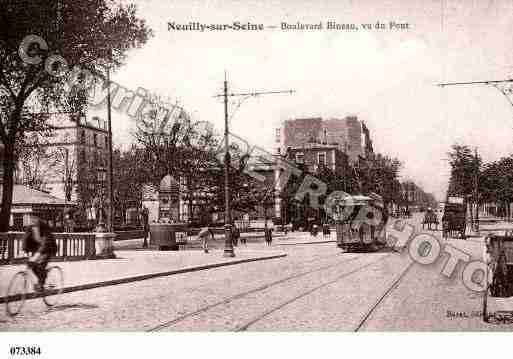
<box><xmin>93</xmin><ymin>0</ymin><xmax>513</xmax><ymax>200</ymax></box>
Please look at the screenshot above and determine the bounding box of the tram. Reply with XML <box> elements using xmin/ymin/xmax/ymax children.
<box><xmin>329</xmin><ymin>193</ymin><xmax>387</xmax><ymax>252</ymax></box>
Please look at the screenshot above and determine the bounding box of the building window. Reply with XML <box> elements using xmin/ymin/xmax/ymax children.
<box><xmin>295</xmin><ymin>152</ymin><xmax>304</xmax><ymax>164</ymax></box>
<box><xmin>79</xmin><ymin>149</ymin><xmax>86</xmax><ymax>163</ymax></box>
<box><xmin>93</xmin><ymin>133</ymin><xmax>98</xmax><ymax>147</ymax></box>
<box><xmin>80</xmin><ymin>130</ymin><xmax>86</xmax><ymax>144</ymax></box>
<box><xmin>318</xmin><ymin>152</ymin><xmax>326</xmax><ymax>166</ymax></box>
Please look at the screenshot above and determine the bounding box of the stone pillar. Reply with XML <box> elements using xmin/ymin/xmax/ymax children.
<box><xmin>94</xmin><ymin>232</ymin><xmax>116</xmax><ymax>258</ymax></box>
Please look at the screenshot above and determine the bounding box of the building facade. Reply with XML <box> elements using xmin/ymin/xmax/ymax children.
<box><xmin>16</xmin><ymin>112</ymin><xmax>109</xmax><ymax>204</ymax></box>
<box><xmin>271</xmin><ymin>116</ymin><xmax>374</xmax><ymax>225</ymax></box>
<box><xmin>278</xmin><ymin>115</ymin><xmax>373</xmax><ymax>165</ymax></box>
<box><xmin>284</xmin><ymin>143</ymin><xmax>349</xmax><ymax>177</ymax></box>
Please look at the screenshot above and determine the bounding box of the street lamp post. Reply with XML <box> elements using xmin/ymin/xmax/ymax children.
<box><xmin>106</xmin><ymin>66</ymin><xmax>114</xmax><ymax>233</ymax></box>
<box><xmin>95</xmin><ymin>167</ymin><xmax>107</xmax><ymax>233</ymax></box>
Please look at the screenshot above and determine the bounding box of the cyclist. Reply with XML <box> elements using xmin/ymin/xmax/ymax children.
<box><xmin>22</xmin><ymin>215</ymin><xmax>57</xmax><ymax>292</ymax></box>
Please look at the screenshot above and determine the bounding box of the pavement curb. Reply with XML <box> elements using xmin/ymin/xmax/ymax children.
<box><xmin>0</xmin><ymin>252</ymin><xmax>287</xmax><ymax>304</ymax></box>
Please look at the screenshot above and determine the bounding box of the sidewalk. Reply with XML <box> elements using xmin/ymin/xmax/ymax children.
<box><xmin>276</xmin><ymin>231</ymin><xmax>336</xmax><ymax>245</ymax></box>
<box><xmin>0</xmin><ymin>248</ymin><xmax>286</xmax><ymax>303</ymax></box>
<box><xmin>114</xmin><ymin>232</ymin><xmax>332</xmax><ymax>250</ymax></box>
<box><xmin>114</xmin><ymin>231</ymin><xmax>284</xmax><ymax>249</ymax></box>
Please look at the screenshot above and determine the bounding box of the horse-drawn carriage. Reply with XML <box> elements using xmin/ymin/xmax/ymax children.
<box><xmin>422</xmin><ymin>209</ymin><xmax>439</xmax><ymax>230</ymax></box>
<box><xmin>442</xmin><ymin>197</ymin><xmax>467</xmax><ymax>239</ymax></box>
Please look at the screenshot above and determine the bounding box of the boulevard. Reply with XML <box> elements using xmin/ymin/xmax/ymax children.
<box><xmin>1</xmin><ymin>214</ymin><xmax>507</xmax><ymax>331</ymax></box>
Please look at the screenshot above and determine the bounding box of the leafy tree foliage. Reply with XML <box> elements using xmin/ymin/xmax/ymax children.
<box><xmin>355</xmin><ymin>153</ymin><xmax>403</xmax><ymax>207</ymax></box>
<box><xmin>480</xmin><ymin>156</ymin><xmax>513</xmax><ymax>218</ymax></box>
<box><xmin>447</xmin><ymin>144</ymin><xmax>480</xmax><ymax>198</ymax></box>
<box><xmin>0</xmin><ymin>0</ymin><xmax>151</xmax><ymax>230</ymax></box>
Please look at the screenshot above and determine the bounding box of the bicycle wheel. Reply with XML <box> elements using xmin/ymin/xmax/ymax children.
<box><xmin>5</xmin><ymin>271</ymin><xmax>28</xmax><ymax>317</ymax></box>
<box><xmin>42</xmin><ymin>266</ymin><xmax>64</xmax><ymax>307</ymax></box>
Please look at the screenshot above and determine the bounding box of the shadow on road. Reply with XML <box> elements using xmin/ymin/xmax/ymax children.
<box><xmin>46</xmin><ymin>303</ymin><xmax>99</xmax><ymax>313</ymax></box>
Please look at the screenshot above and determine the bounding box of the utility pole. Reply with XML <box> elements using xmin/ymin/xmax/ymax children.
<box><xmin>215</xmin><ymin>72</ymin><xmax>294</xmax><ymax>257</ymax></box>
<box><xmin>222</xmin><ymin>74</ymin><xmax>233</xmax><ymax>257</ymax></box>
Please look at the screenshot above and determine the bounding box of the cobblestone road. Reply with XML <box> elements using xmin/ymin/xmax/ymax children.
<box><xmin>0</xmin><ymin>241</ymin><xmax>403</xmax><ymax>331</ymax></box>
<box><xmin>2</xmin><ymin>217</ymin><xmax>510</xmax><ymax>331</ymax></box>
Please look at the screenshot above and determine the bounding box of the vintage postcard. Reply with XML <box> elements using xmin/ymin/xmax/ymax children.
<box><xmin>1</xmin><ymin>0</ymin><xmax>513</xmax><ymax>357</ymax></box>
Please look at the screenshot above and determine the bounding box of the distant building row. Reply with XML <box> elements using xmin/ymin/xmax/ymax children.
<box><xmin>7</xmin><ymin>113</ymin><xmax>375</xmax><ymax>227</ymax></box>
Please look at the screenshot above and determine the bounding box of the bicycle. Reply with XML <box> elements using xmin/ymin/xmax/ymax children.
<box><xmin>5</xmin><ymin>263</ymin><xmax>64</xmax><ymax>317</ymax></box>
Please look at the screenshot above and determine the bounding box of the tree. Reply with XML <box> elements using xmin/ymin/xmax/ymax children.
<box><xmin>355</xmin><ymin>153</ymin><xmax>402</xmax><ymax>208</ymax></box>
<box><xmin>17</xmin><ymin>145</ymin><xmax>59</xmax><ymax>191</ymax></box>
<box><xmin>133</xmin><ymin>98</ymin><xmax>226</xmax><ymax>223</ymax></box>
<box><xmin>447</xmin><ymin>144</ymin><xmax>479</xmax><ymax>198</ymax></box>
<box><xmin>133</xmin><ymin>96</ymin><xmax>194</xmax><ymax>185</ymax></box>
<box><xmin>16</xmin><ymin>130</ymin><xmax>76</xmax><ymax>199</ymax></box>
<box><xmin>446</xmin><ymin>144</ymin><xmax>481</xmax><ymax>223</ymax></box>
<box><xmin>111</xmin><ymin>146</ymin><xmax>150</xmax><ymax>224</ymax></box>
<box><xmin>480</xmin><ymin>156</ymin><xmax>513</xmax><ymax>218</ymax></box>
<box><xmin>0</xmin><ymin>0</ymin><xmax>151</xmax><ymax>230</ymax></box>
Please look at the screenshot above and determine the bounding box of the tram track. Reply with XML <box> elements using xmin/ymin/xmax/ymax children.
<box><xmin>353</xmin><ymin>259</ymin><xmax>415</xmax><ymax>331</ymax></box>
<box><xmin>4</xmin><ymin>249</ymin><xmax>410</xmax><ymax>331</ymax></box>
<box><xmin>148</xmin><ymin>252</ymin><xmax>398</xmax><ymax>332</ymax></box>
<box><xmin>146</xmin><ymin>252</ymin><xmax>369</xmax><ymax>332</ymax></box>
<box><xmin>235</xmin><ymin>253</ymin><xmax>395</xmax><ymax>331</ymax></box>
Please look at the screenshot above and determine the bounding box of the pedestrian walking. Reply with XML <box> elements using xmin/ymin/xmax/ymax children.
<box><xmin>240</xmin><ymin>228</ymin><xmax>247</xmax><ymax>245</ymax></box>
<box><xmin>264</xmin><ymin>227</ymin><xmax>273</xmax><ymax>246</ymax></box>
<box><xmin>232</xmin><ymin>223</ymin><xmax>240</xmax><ymax>247</ymax></box>
<box><xmin>140</xmin><ymin>206</ymin><xmax>150</xmax><ymax>248</ymax></box>
<box><xmin>311</xmin><ymin>223</ymin><xmax>319</xmax><ymax>237</ymax></box>
<box><xmin>322</xmin><ymin>223</ymin><xmax>330</xmax><ymax>238</ymax></box>
<box><xmin>64</xmin><ymin>212</ymin><xmax>75</xmax><ymax>233</ymax></box>
<box><xmin>198</xmin><ymin>226</ymin><xmax>213</xmax><ymax>253</ymax></box>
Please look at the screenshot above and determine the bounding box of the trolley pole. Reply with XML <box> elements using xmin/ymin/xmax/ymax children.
<box><xmin>215</xmin><ymin>72</ymin><xmax>294</xmax><ymax>257</ymax></box>
<box><xmin>223</xmin><ymin>74</ymin><xmax>234</xmax><ymax>257</ymax></box>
